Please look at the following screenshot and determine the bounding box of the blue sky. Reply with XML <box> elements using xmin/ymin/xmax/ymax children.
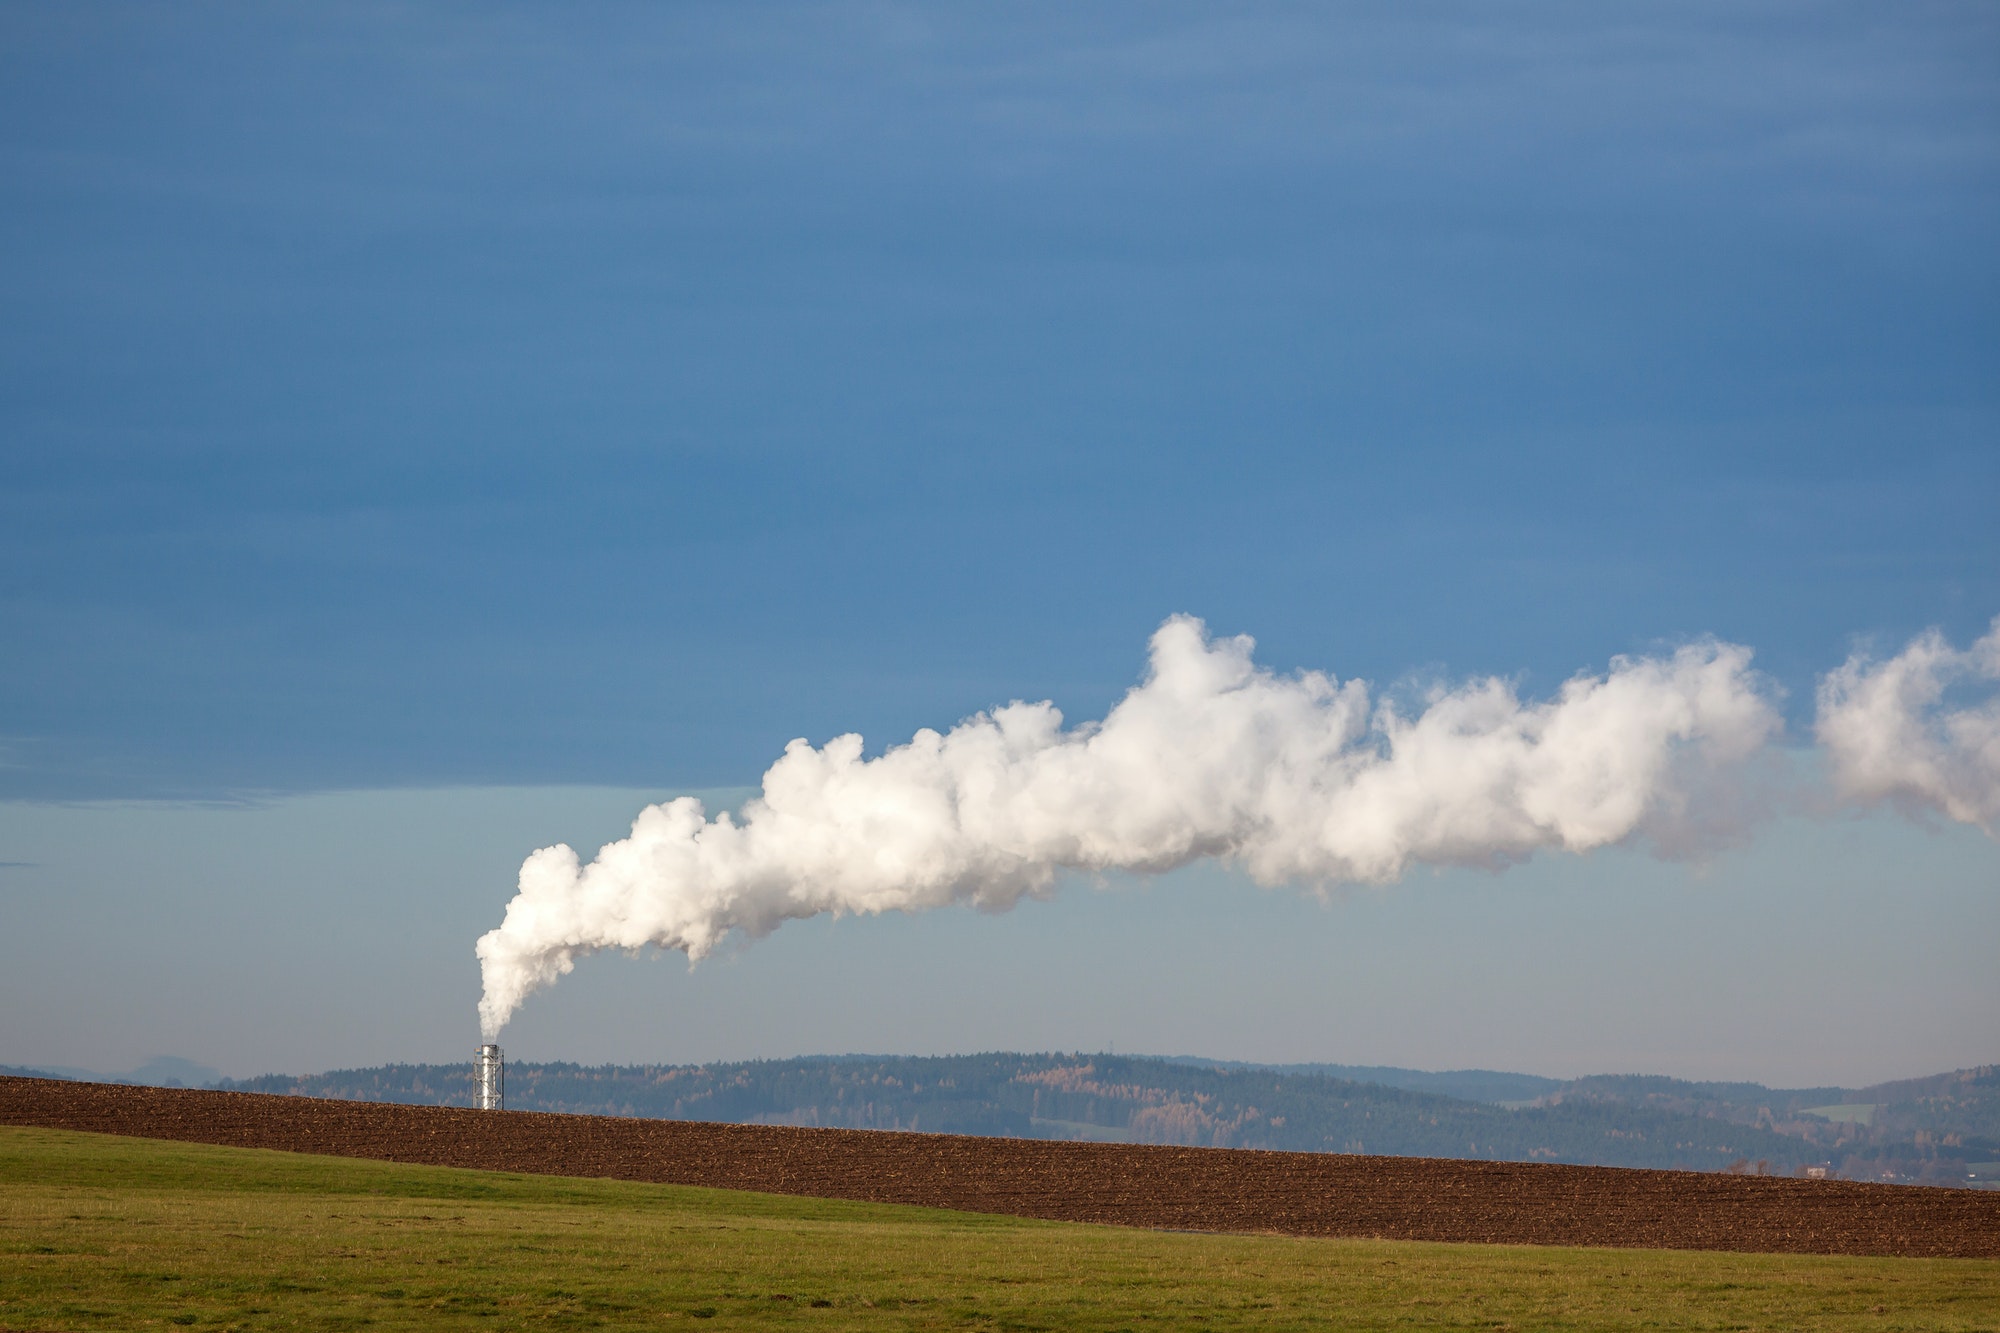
<box><xmin>2</xmin><ymin>4</ymin><xmax>1995</xmax><ymax>1082</ymax></box>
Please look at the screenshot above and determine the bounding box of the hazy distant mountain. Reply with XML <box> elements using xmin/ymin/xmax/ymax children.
<box><xmin>9</xmin><ymin>1049</ymin><xmax>1980</xmax><ymax>1186</ymax></box>
<box><xmin>1159</xmin><ymin>1059</ymin><xmax>1562</xmax><ymax>1106</ymax></box>
<box><xmin>218</xmin><ymin>1052</ymin><xmax>1996</xmax><ymax>1184</ymax></box>
<box><xmin>1</xmin><ymin>1056</ymin><xmax>224</xmax><ymax>1089</ymax></box>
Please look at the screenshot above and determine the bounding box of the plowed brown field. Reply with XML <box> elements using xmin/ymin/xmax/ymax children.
<box><xmin>4</xmin><ymin>1075</ymin><xmax>1994</xmax><ymax>1258</ymax></box>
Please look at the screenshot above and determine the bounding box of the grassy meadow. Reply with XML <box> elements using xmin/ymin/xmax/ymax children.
<box><xmin>1</xmin><ymin>1126</ymin><xmax>1995</xmax><ymax>1331</ymax></box>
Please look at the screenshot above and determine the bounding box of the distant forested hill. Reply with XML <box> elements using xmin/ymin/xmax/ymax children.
<box><xmin>1158</xmin><ymin>1059</ymin><xmax>1562</xmax><ymax>1105</ymax></box>
<box><xmin>222</xmin><ymin>1052</ymin><xmax>1827</xmax><ymax>1175</ymax></box>
<box><xmin>21</xmin><ymin>1051</ymin><xmax>1978</xmax><ymax>1185</ymax></box>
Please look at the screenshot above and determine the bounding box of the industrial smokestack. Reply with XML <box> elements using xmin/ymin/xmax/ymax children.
<box><xmin>474</xmin><ymin>1043</ymin><xmax>504</xmax><ymax>1110</ymax></box>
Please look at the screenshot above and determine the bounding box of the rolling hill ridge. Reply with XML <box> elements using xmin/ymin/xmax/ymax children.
<box><xmin>183</xmin><ymin>1053</ymin><xmax>1998</xmax><ymax>1186</ymax></box>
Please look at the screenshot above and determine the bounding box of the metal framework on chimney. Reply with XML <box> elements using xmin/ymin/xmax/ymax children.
<box><xmin>474</xmin><ymin>1043</ymin><xmax>504</xmax><ymax>1111</ymax></box>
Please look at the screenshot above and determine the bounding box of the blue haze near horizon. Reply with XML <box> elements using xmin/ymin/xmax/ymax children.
<box><xmin>0</xmin><ymin>788</ymin><xmax>1993</xmax><ymax>1088</ymax></box>
<box><xmin>1</xmin><ymin>5</ymin><xmax>1995</xmax><ymax>1084</ymax></box>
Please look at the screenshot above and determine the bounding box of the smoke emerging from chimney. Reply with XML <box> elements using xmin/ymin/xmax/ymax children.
<box><xmin>1817</xmin><ymin>617</ymin><xmax>2000</xmax><ymax>831</ymax></box>
<box><xmin>475</xmin><ymin>615</ymin><xmax>1785</xmax><ymax>1037</ymax></box>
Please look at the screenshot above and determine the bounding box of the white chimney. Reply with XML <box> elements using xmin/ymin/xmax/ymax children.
<box><xmin>474</xmin><ymin>1043</ymin><xmax>504</xmax><ymax>1110</ymax></box>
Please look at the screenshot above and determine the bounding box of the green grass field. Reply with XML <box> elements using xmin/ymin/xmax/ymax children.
<box><xmin>1</xmin><ymin>1126</ymin><xmax>1995</xmax><ymax>1331</ymax></box>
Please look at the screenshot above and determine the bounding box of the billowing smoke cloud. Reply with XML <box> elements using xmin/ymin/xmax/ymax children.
<box><xmin>476</xmin><ymin>616</ymin><xmax>1779</xmax><ymax>1037</ymax></box>
<box><xmin>1816</xmin><ymin>617</ymin><xmax>2000</xmax><ymax>831</ymax></box>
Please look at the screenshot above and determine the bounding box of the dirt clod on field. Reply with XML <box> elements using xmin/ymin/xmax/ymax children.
<box><xmin>4</xmin><ymin>1075</ymin><xmax>1994</xmax><ymax>1258</ymax></box>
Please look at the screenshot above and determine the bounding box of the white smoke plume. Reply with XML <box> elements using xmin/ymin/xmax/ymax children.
<box><xmin>476</xmin><ymin>616</ymin><xmax>1779</xmax><ymax>1037</ymax></box>
<box><xmin>1816</xmin><ymin>617</ymin><xmax>2000</xmax><ymax>831</ymax></box>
